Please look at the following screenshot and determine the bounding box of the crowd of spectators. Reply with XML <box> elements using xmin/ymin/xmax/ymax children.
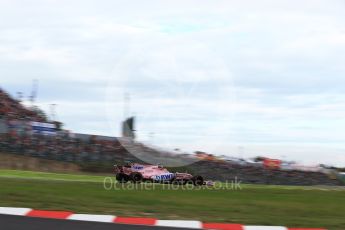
<box><xmin>0</xmin><ymin>131</ymin><xmax>136</xmax><ymax>165</ymax></box>
<box><xmin>0</xmin><ymin>88</ymin><xmax>46</xmax><ymax>122</ymax></box>
<box><xmin>189</xmin><ymin>160</ymin><xmax>342</xmax><ymax>186</ymax></box>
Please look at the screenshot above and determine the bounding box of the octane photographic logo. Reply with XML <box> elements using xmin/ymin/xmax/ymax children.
<box><xmin>103</xmin><ymin>177</ymin><xmax>242</xmax><ymax>191</ymax></box>
<box><xmin>106</xmin><ymin>36</ymin><xmax>236</xmax><ymax>167</ymax></box>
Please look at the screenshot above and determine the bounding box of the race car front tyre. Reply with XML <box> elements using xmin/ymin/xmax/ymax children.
<box><xmin>116</xmin><ymin>173</ymin><xmax>129</xmax><ymax>183</ymax></box>
<box><xmin>192</xmin><ymin>175</ymin><xmax>204</xmax><ymax>186</ymax></box>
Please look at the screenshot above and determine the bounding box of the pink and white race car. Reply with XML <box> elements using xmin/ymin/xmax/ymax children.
<box><xmin>114</xmin><ymin>163</ymin><xmax>205</xmax><ymax>186</ymax></box>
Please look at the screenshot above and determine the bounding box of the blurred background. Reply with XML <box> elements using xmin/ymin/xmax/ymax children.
<box><xmin>1</xmin><ymin>1</ymin><xmax>345</xmax><ymax>229</ymax></box>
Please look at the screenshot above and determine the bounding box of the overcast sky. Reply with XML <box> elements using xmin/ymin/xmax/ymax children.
<box><xmin>1</xmin><ymin>0</ymin><xmax>345</xmax><ymax>166</ymax></box>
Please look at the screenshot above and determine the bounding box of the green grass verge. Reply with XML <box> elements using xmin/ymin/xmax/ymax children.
<box><xmin>0</xmin><ymin>170</ymin><xmax>344</xmax><ymax>229</ymax></box>
<box><xmin>0</xmin><ymin>169</ymin><xmax>106</xmax><ymax>182</ymax></box>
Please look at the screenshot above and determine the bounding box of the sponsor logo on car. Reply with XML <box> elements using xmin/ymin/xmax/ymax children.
<box><xmin>152</xmin><ymin>173</ymin><xmax>175</xmax><ymax>181</ymax></box>
<box><xmin>132</xmin><ymin>165</ymin><xmax>144</xmax><ymax>170</ymax></box>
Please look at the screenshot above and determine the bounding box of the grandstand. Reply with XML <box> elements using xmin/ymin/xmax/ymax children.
<box><xmin>0</xmin><ymin>87</ymin><xmax>343</xmax><ymax>186</ymax></box>
<box><xmin>0</xmin><ymin>88</ymin><xmax>47</xmax><ymax>122</ymax></box>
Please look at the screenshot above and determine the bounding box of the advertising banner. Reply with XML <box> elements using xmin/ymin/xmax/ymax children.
<box><xmin>263</xmin><ymin>158</ymin><xmax>282</xmax><ymax>169</ymax></box>
<box><xmin>31</xmin><ymin>121</ymin><xmax>56</xmax><ymax>135</ymax></box>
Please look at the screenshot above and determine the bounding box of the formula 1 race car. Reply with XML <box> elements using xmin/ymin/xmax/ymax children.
<box><xmin>114</xmin><ymin>163</ymin><xmax>205</xmax><ymax>185</ymax></box>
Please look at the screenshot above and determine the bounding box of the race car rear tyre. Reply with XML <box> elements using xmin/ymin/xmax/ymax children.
<box><xmin>130</xmin><ymin>172</ymin><xmax>143</xmax><ymax>183</ymax></box>
<box><xmin>192</xmin><ymin>175</ymin><xmax>204</xmax><ymax>186</ymax></box>
<box><xmin>116</xmin><ymin>173</ymin><xmax>129</xmax><ymax>183</ymax></box>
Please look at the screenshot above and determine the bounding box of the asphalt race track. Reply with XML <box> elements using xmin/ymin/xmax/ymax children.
<box><xmin>0</xmin><ymin>214</ymin><xmax>193</xmax><ymax>230</ymax></box>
